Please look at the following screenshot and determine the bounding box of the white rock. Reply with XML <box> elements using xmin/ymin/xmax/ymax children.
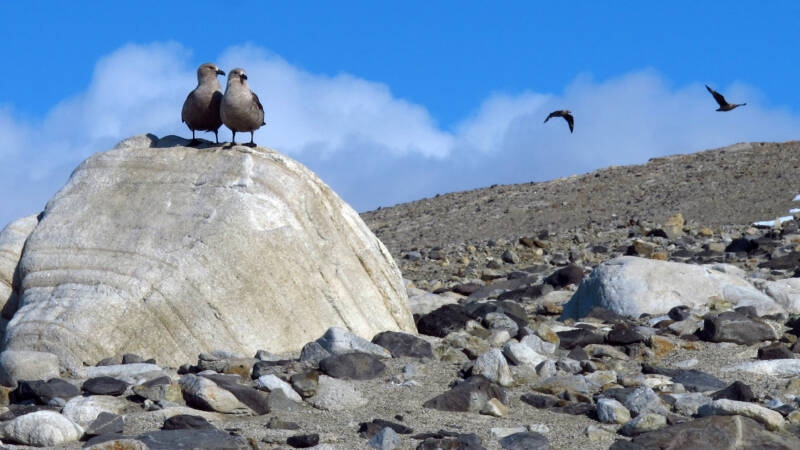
<box><xmin>62</xmin><ymin>395</ymin><xmax>131</xmax><ymax>428</ymax></box>
<box><xmin>521</xmin><ymin>334</ymin><xmax>557</xmax><ymax>354</ymax></box>
<box><xmin>502</xmin><ymin>341</ymin><xmax>548</xmax><ymax>367</ymax></box>
<box><xmin>315</xmin><ymin>327</ymin><xmax>391</xmax><ymax>358</ymax></box>
<box><xmin>5</xmin><ymin>138</ymin><xmax>416</xmax><ymax>370</ymax></box>
<box><xmin>0</xmin><ymin>215</ymin><xmax>38</xmax><ymax>333</ymax></box>
<box><xmin>596</xmin><ymin>397</ymin><xmax>631</xmax><ymax>424</ymax></box>
<box><xmin>0</xmin><ymin>350</ymin><xmax>60</xmax><ymax>387</ymax></box>
<box><xmin>407</xmin><ymin>288</ymin><xmax>458</xmax><ymax>316</ymax></box>
<box><xmin>256</xmin><ymin>374</ymin><xmax>302</xmax><ymax>403</ymax></box>
<box><xmin>179</xmin><ymin>374</ymin><xmax>251</xmax><ymax>414</ymax></box>
<box><xmin>764</xmin><ymin>278</ymin><xmax>800</xmax><ymax>313</ymax></box>
<box><xmin>722</xmin><ymin>359</ymin><xmax>800</xmax><ymax>378</ymax></box>
<box><xmin>699</xmin><ymin>399</ymin><xmax>785</xmax><ymax>431</ymax></box>
<box><xmin>0</xmin><ymin>410</ymin><xmax>83</xmax><ymax>447</ymax></box>
<box><xmin>308</xmin><ymin>375</ymin><xmax>367</xmax><ymax>410</ymax></box>
<box><xmin>490</xmin><ymin>426</ymin><xmax>529</xmax><ymax>439</ymax></box>
<box><xmin>86</xmin><ymin>363</ymin><xmax>167</xmax><ymax>385</ymax></box>
<box><xmin>473</xmin><ymin>348</ymin><xmax>514</xmax><ymax>387</ymax></box>
<box><xmin>562</xmin><ymin>256</ymin><xmax>783</xmax><ymax>319</ymax></box>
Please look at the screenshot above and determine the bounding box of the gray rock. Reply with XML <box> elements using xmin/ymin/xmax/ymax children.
<box><xmin>423</xmin><ymin>376</ymin><xmax>508</xmax><ymax>413</ymax></box>
<box><xmin>199</xmin><ymin>373</ymin><xmax>270</xmax><ymax>415</ymax></box>
<box><xmin>0</xmin><ymin>350</ymin><xmax>60</xmax><ymax>387</ymax></box>
<box><xmin>134</xmin><ymin>429</ymin><xmax>251</xmax><ymax>449</ymax></box>
<box><xmin>503</xmin><ymin>340</ymin><xmax>548</xmax><ymax>367</ymax></box>
<box><xmin>162</xmin><ymin>414</ymin><xmax>215</xmax><ymax>430</ymax></box>
<box><xmin>290</xmin><ymin>370</ymin><xmax>320</xmax><ymax>398</ymax></box>
<box><xmin>368</xmin><ymin>426</ymin><xmax>400</xmax><ymax>450</ymax></box>
<box><xmin>622</xmin><ymin>386</ymin><xmax>669</xmax><ymax>417</ymax></box>
<box><xmin>319</xmin><ymin>352</ymin><xmax>387</xmax><ymax>380</ymax></box>
<box><xmin>596</xmin><ymin>397</ymin><xmax>632</xmax><ymax>424</ymax></box>
<box><xmin>698</xmin><ymin>311</ymin><xmax>778</xmax><ymax>345</ymax></box>
<box><xmin>472</xmin><ymin>348</ymin><xmax>514</xmax><ymax>386</ymax></box>
<box><xmin>697</xmin><ymin>398</ymin><xmax>785</xmax><ymax>431</ymax></box>
<box><xmin>256</xmin><ymin>374</ymin><xmax>302</xmax><ymax>403</ymax></box>
<box><xmin>483</xmin><ymin>312</ymin><xmax>519</xmax><ymax>337</ymax></box>
<box><xmin>86</xmin><ymin>363</ymin><xmax>167</xmax><ymax>385</ymax></box>
<box><xmin>132</xmin><ymin>376</ymin><xmax>183</xmax><ymax>403</ymax></box>
<box><xmin>501</xmin><ymin>249</ymin><xmax>520</xmax><ymax>264</ymax></box>
<box><xmin>84</xmin><ymin>412</ymin><xmax>124</xmax><ymax>436</ymax></box>
<box><xmin>665</xmin><ymin>392</ymin><xmax>712</xmax><ymax>416</ymax></box>
<box><xmin>316</xmin><ymin>327</ymin><xmax>392</xmax><ymax>358</ymax></box>
<box><xmin>82</xmin><ymin>376</ymin><xmax>129</xmax><ymax>396</ymax></box>
<box><xmin>307</xmin><ymin>374</ymin><xmax>367</xmax><ymax>410</ymax></box>
<box><xmin>299</xmin><ymin>341</ymin><xmax>332</xmax><ymax>363</ymax></box>
<box><xmin>499</xmin><ymin>431</ymin><xmax>550</xmax><ymax>450</ymax></box>
<box><xmin>13</xmin><ymin>378</ymin><xmax>81</xmax><ymax>404</ymax></box>
<box><xmin>0</xmin><ymin>410</ymin><xmax>84</xmax><ymax>446</ymax></box>
<box><xmin>371</xmin><ymin>330</ymin><xmax>434</xmax><ymax>358</ymax></box>
<box><xmin>723</xmin><ymin>359</ymin><xmax>800</xmax><ymax>377</ymax></box>
<box><xmin>764</xmin><ymin>277</ymin><xmax>800</xmax><ymax>313</ymax></box>
<box><xmin>62</xmin><ymin>395</ymin><xmax>132</xmax><ymax>428</ymax></box>
<box><xmin>562</xmin><ymin>256</ymin><xmax>783</xmax><ymax>319</ymax></box>
<box><xmin>521</xmin><ymin>334</ymin><xmax>557</xmax><ymax>355</ymax></box>
<box><xmin>4</xmin><ymin>140</ymin><xmax>415</xmax><ymax>370</ymax></box>
<box><xmin>178</xmin><ymin>374</ymin><xmax>251</xmax><ymax>414</ymax></box>
<box><xmin>618</xmin><ymin>413</ymin><xmax>667</xmax><ymax>436</ymax></box>
<box><xmin>533</xmin><ymin>375</ymin><xmax>589</xmax><ymax>395</ymax></box>
<box><xmin>616</xmin><ymin>415</ymin><xmax>800</xmax><ymax>449</ymax></box>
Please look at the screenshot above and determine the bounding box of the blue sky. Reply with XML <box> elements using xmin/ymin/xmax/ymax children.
<box><xmin>2</xmin><ymin>2</ymin><xmax>800</xmax><ymax>228</ymax></box>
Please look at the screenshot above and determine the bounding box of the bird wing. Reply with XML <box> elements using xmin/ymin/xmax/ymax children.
<box><xmin>564</xmin><ymin>114</ymin><xmax>574</xmax><ymax>133</ymax></box>
<box><xmin>544</xmin><ymin>112</ymin><xmax>555</xmax><ymax>123</ymax></box>
<box><xmin>252</xmin><ymin>92</ymin><xmax>266</xmax><ymax>125</ymax></box>
<box><xmin>706</xmin><ymin>85</ymin><xmax>728</xmax><ymax>107</ymax></box>
<box><xmin>181</xmin><ymin>91</ymin><xmax>197</xmax><ymax>123</ymax></box>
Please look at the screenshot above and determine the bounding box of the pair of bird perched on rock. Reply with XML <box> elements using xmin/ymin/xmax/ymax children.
<box><xmin>182</xmin><ymin>63</ymin><xmax>265</xmax><ymax>146</ymax></box>
<box><xmin>543</xmin><ymin>84</ymin><xmax>746</xmax><ymax>134</ymax></box>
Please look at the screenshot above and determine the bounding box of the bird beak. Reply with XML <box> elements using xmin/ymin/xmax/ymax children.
<box><xmin>217</xmin><ymin>69</ymin><xmax>225</xmax><ymax>76</ymax></box>
<box><xmin>241</xmin><ymin>73</ymin><xmax>248</xmax><ymax>81</ymax></box>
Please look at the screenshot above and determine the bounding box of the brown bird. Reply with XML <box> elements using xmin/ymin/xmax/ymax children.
<box><xmin>221</xmin><ymin>68</ymin><xmax>265</xmax><ymax>146</ymax></box>
<box><xmin>705</xmin><ymin>85</ymin><xmax>746</xmax><ymax>111</ymax></box>
<box><xmin>182</xmin><ymin>63</ymin><xmax>225</xmax><ymax>144</ymax></box>
<box><xmin>544</xmin><ymin>110</ymin><xmax>574</xmax><ymax>133</ymax></box>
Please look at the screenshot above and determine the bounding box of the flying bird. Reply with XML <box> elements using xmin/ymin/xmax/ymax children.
<box><xmin>182</xmin><ymin>63</ymin><xmax>226</xmax><ymax>144</ymax></box>
<box><xmin>221</xmin><ymin>68</ymin><xmax>266</xmax><ymax>146</ymax></box>
<box><xmin>705</xmin><ymin>85</ymin><xmax>746</xmax><ymax>111</ymax></box>
<box><xmin>544</xmin><ymin>110</ymin><xmax>574</xmax><ymax>133</ymax></box>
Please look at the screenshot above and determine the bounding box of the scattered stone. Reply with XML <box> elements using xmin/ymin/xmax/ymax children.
<box><xmin>315</xmin><ymin>327</ymin><xmax>392</xmax><ymax>358</ymax></box>
<box><xmin>132</xmin><ymin>376</ymin><xmax>182</xmax><ymax>403</ymax></box>
<box><xmin>319</xmin><ymin>352</ymin><xmax>387</xmax><ymax>380</ymax></box>
<box><xmin>556</xmin><ymin>328</ymin><xmax>605</xmax><ymax>349</ymax></box>
<box><xmin>0</xmin><ymin>350</ymin><xmax>60</xmax><ymax>387</ymax></box>
<box><xmin>84</xmin><ymin>412</ymin><xmax>124</xmax><ymax>436</ymax></box>
<box><xmin>307</xmin><ymin>375</ymin><xmax>367</xmax><ymax>410</ymax></box>
<box><xmin>299</xmin><ymin>341</ymin><xmax>332</xmax><ymax>364</ymax></box>
<box><xmin>472</xmin><ymin>348</ymin><xmax>514</xmax><ymax>386</ymax></box>
<box><xmin>618</xmin><ymin>413</ymin><xmax>667</xmax><ymax>436</ymax></box>
<box><xmin>200</xmin><ymin>373</ymin><xmax>270</xmax><ymax>415</ymax></box>
<box><xmin>358</xmin><ymin>419</ymin><xmax>414</xmax><ymax>438</ymax></box>
<box><xmin>12</xmin><ymin>378</ymin><xmax>81</xmax><ymax>404</ymax></box>
<box><xmin>372</xmin><ymin>331</ymin><xmax>434</xmax><ymax>358</ymax></box>
<box><xmin>757</xmin><ymin>342</ymin><xmax>794</xmax><ymax>360</ymax></box>
<box><xmin>698</xmin><ymin>398</ymin><xmax>786</xmax><ymax>431</ymax></box>
<box><xmin>544</xmin><ymin>264</ymin><xmax>584</xmax><ymax>289</ymax></box>
<box><xmin>503</xmin><ymin>341</ymin><xmax>548</xmax><ymax>367</ymax></box>
<box><xmin>62</xmin><ymin>395</ymin><xmax>131</xmax><ymax>428</ymax></box>
<box><xmin>83</xmin><ymin>376</ymin><xmax>130</xmax><ymax>396</ymax></box>
<box><xmin>643</xmin><ymin>365</ymin><xmax>727</xmax><ymax>392</ymax></box>
<box><xmin>498</xmin><ymin>431</ymin><xmax>550</xmax><ymax>450</ymax></box>
<box><xmin>368</xmin><ymin>426</ymin><xmax>400</xmax><ymax>450</ymax></box>
<box><xmin>416</xmin><ymin>304</ymin><xmax>473</xmax><ymax>337</ymax></box>
<box><xmin>290</xmin><ymin>370</ymin><xmax>320</xmax><ymax>399</ymax></box>
<box><xmin>423</xmin><ymin>376</ymin><xmax>508</xmax><ymax>413</ymax></box>
<box><xmin>86</xmin><ymin>363</ymin><xmax>167</xmax><ymax>385</ymax></box>
<box><xmin>621</xmin><ymin>386</ymin><xmax>670</xmax><ymax>417</ymax></box>
<box><xmin>698</xmin><ymin>311</ymin><xmax>778</xmax><ymax>345</ymax></box>
<box><xmin>0</xmin><ymin>410</ymin><xmax>84</xmax><ymax>447</ymax></box>
<box><xmin>711</xmin><ymin>380</ymin><xmax>755</xmax><ymax>402</ymax></box>
<box><xmin>256</xmin><ymin>374</ymin><xmax>303</xmax><ymax>403</ymax></box>
<box><xmin>287</xmin><ymin>433</ymin><xmax>320</xmax><ymax>448</ymax></box>
<box><xmin>596</xmin><ymin>397</ymin><xmax>632</xmax><ymax>424</ymax></box>
<box><xmin>178</xmin><ymin>374</ymin><xmax>251</xmax><ymax>414</ymax></box>
<box><xmin>162</xmin><ymin>414</ymin><xmax>215</xmax><ymax>430</ymax></box>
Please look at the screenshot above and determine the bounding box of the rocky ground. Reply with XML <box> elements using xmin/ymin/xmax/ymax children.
<box><xmin>2</xmin><ymin>141</ymin><xmax>800</xmax><ymax>449</ymax></box>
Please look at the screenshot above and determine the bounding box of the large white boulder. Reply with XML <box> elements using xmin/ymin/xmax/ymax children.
<box><xmin>0</xmin><ymin>215</ymin><xmax>39</xmax><ymax>335</ymax></box>
<box><xmin>3</xmin><ymin>135</ymin><xmax>416</xmax><ymax>370</ymax></box>
<box><xmin>561</xmin><ymin>256</ymin><xmax>782</xmax><ymax>320</ymax></box>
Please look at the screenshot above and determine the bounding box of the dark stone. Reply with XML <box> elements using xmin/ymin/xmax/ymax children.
<box><xmin>266</xmin><ymin>416</ymin><xmax>301</xmax><ymax>430</ymax></box>
<box><xmin>642</xmin><ymin>365</ymin><xmax>727</xmax><ymax>392</ymax></box>
<box><xmin>82</xmin><ymin>376</ymin><xmax>130</xmax><ymax>396</ymax></box>
<box><xmin>557</xmin><ymin>328</ymin><xmax>605</xmax><ymax>349</ymax></box>
<box><xmin>759</xmin><ymin>251</ymin><xmax>800</xmax><ymax>271</ymax></box>
<box><xmin>287</xmin><ymin>433</ymin><xmax>320</xmax><ymax>448</ymax></box>
<box><xmin>416</xmin><ymin>304</ymin><xmax>472</xmax><ymax>337</ymax></box>
<box><xmin>122</xmin><ymin>353</ymin><xmax>146</xmax><ymax>364</ymax></box>
<box><xmin>615</xmin><ymin>415</ymin><xmax>800</xmax><ymax>449</ymax></box>
<box><xmin>725</xmin><ymin>237</ymin><xmax>759</xmax><ymax>254</ymax></box>
<box><xmin>298</xmin><ymin>341</ymin><xmax>332</xmax><ymax>363</ymax></box>
<box><xmin>645</xmin><ymin>229</ymin><xmax>669</xmax><ymax>239</ymax></box>
<box><xmin>711</xmin><ymin>380</ymin><xmax>755</xmax><ymax>402</ymax></box>
<box><xmin>582</xmin><ymin>306</ymin><xmax>627</xmax><ymax>324</ymax></box>
<box><xmin>606</xmin><ymin>325</ymin><xmax>645</xmax><ymax>345</ymax></box>
<box><xmin>414</xmin><ymin>431</ymin><xmax>485</xmax><ymax>450</ymax></box>
<box><xmin>162</xmin><ymin>414</ymin><xmax>215</xmax><ymax>430</ymax></box>
<box><xmin>372</xmin><ymin>331</ymin><xmax>434</xmax><ymax>358</ymax></box>
<box><xmin>567</xmin><ymin>347</ymin><xmax>589</xmax><ymax>361</ymax></box>
<box><xmin>423</xmin><ymin>376</ymin><xmax>508</xmax><ymax>412</ymax></box>
<box><xmin>319</xmin><ymin>352</ymin><xmax>386</xmax><ymax>380</ymax></box>
<box><xmin>697</xmin><ymin>311</ymin><xmax>776</xmax><ymax>345</ymax></box>
<box><xmin>85</xmin><ymin>429</ymin><xmax>251</xmax><ymax>449</ymax></box>
<box><xmin>734</xmin><ymin>305</ymin><xmax>759</xmax><ymax>319</ymax></box>
<box><xmin>520</xmin><ymin>392</ymin><xmax>561</xmax><ymax>409</ymax></box>
<box><xmin>358</xmin><ymin>418</ymin><xmax>414</xmax><ymax>438</ymax></box>
<box><xmin>12</xmin><ymin>378</ymin><xmax>81</xmax><ymax>404</ymax></box>
<box><xmin>668</xmin><ymin>305</ymin><xmax>691</xmax><ymax>321</ymax></box>
<box><xmin>451</xmin><ymin>282</ymin><xmax>484</xmax><ymax>295</ymax></box>
<box><xmin>544</xmin><ymin>264</ymin><xmax>584</xmax><ymax>289</ymax></box>
<box><xmin>552</xmin><ymin>401</ymin><xmax>595</xmax><ymax>416</ymax></box>
<box><xmin>200</xmin><ymin>373</ymin><xmax>270</xmax><ymax>415</ymax></box>
<box><xmin>757</xmin><ymin>342</ymin><xmax>794</xmax><ymax>360</ymax></box>
<box><xmin>85</xmin><ymin>412</ymin><xmax>125</xmax><ymax>437</ymax></box>
<box><xmin>499</xmin><ymin>431</ymin><xmax>550</xmax><ymax>450</ymax></box>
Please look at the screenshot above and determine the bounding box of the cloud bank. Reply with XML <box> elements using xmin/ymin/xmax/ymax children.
<box><xmin>2</xmin><ymin>42</ymin><xmax>799</xmax><ymax>229</ymax></box>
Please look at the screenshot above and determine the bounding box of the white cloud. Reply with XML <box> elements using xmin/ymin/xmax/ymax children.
<box><xmin>2</xmin><ymin>43</ymin><xmax>800</xmax><ymax>230</ymax></box>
